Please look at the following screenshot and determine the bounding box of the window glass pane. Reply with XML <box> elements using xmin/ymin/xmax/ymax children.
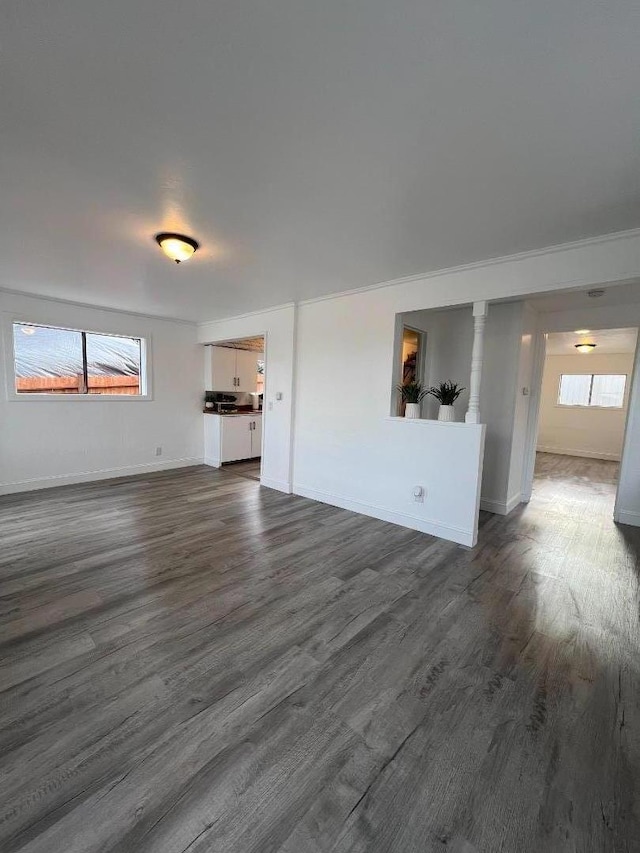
<box><xmin>558</xmin><ymin>374</ymin><xmax>591</xmax><ymax>406</ymax></box>
<box><xmin>13</xmin><ymin>323</ymin><xmax>84</xmax><ymax>394</ymax></box>
<box><xmin>85</xmin><ymin>333</ymin><xmax>141</xmax><ymax>395</ymax></box>
<box><xmin>590</xmin><ymin>374</ymin><xmax>626</xmax><ymax>408</ymax></box>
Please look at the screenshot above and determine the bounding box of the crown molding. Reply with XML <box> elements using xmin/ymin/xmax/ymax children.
<box><xmin>0</xmin><ymin>287</ymin><xmax>197</xmax><ymax>326</ymax></box>
<box><xmin>197</xmin><ymin>301</ymin><xmax>296</xmax><ymax>327</ymax></box>
<box><xmin>297</xmin><ymin>226</ymin><xmax>640</xmax><ymax>308</ymax></box>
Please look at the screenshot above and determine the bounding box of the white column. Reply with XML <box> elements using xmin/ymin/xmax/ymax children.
<box><xmin>465</xmin><ymin>301</ymin><xmax>488</xmax><ymax>424</ymax></box>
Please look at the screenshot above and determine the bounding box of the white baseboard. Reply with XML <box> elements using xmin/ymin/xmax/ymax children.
<box><xmin>480</xmin><ymin>493</ymin><xmax>522</xmax><ymax>516</ymax></box>
<box><xmin>0</xmin><ymin>457</ymin><xmax>204</xmax><ymax>495</ymax></box>
<box><xmin>615</xmin><ymin>509</ymin><xmax>640</xmax><ymax>527</ymax></box>
<box><xmin>536</xmin><ymin>445</ymin><xmax>621</xmax><ymax>462</ymax></box>
<box><xmin>204</xmin><ymin>457</ymin><xmax>221</xmax><ymax>468</ymax></box>
<box><xmin>293</xmin><ymin>484</ymin><xmax>476</xmax><ymax>546</ymax></box>
<box><xmin>260</xmin><ymin>477</ymin><xmax>292</xmax><ymax>494</ymax></box>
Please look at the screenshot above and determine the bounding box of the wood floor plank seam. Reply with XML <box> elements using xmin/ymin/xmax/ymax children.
<box><xmin>1</xmin><ymin>455</ymin><xmax>639</xmax><ymax>852</ymax></box>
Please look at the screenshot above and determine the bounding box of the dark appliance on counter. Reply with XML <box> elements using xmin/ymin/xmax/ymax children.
<box><xmin>206</xmin><ymin>391</ymin><xmax>239</xmax><ymax>413</ymax></box>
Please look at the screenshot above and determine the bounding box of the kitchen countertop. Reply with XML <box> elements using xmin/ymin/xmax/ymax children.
<box><xmin>203</xmin><ymin>410</ymin><xmax>262</xmax><ymax>417</ymax></box>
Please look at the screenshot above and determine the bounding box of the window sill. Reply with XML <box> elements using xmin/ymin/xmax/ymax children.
<box><xmin>554</xmin><ymin>404</ymin><xmax>624</xmax><ymax>411</ymax></box>
<box><xmin>385</xmin><ymin>416</ymin><xmax>477</xmax><ymax>427</ymax></box>
<box><xmin>7</xmin><ymin>394</ymin><xmax>153</xmax><ymax>402</ymax></box>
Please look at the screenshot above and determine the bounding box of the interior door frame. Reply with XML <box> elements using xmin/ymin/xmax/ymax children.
<box><xmin>520</xmin><ymin>323</ymin><xmax>640</xmax><ymax>515</ymax></box>
<box><xmin>520</xmin><ymin>330</ymin><xmax>547</xmax><ymax>502</ymax></box>
<box><xmin>204</xmin><ymin>332</ymin><xmax>267</xmax><ymax>479</ymax></box>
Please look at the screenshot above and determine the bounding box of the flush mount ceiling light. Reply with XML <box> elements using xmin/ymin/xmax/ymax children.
<box><xmin>575</xmin><ymin>343</ymin><xmax>597</xmax><ymax>353</ymax></box>
<box><xmin>154</xmin><ymin>232</ymin><xmax>199</xmax><ymax>264</ymax></box>
<box><xmin>574</xmin><ymin>329</ymin><xmax>591</xmax><ymax>335</ymax></box>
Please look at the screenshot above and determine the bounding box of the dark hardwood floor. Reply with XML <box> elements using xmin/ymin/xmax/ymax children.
<box><xmin>1</xmin><ymin>458</ymin><xmax>639</xmax><ymax>852</ymax></box>
<box><xmin>222</xmin><ymin>458</ymin><xmax>262</xmax><ymax>482</ymax></box>
<box><xmin>532</xmin><ymin>451</ymin><xmax>620</xmax><ymax>518</ymax></box>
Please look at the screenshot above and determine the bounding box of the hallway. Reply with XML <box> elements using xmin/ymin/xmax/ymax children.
<box><xmin>532</xmin><ymin>451</ymin><xmax>619</xmax><ymax>519</ymax></box>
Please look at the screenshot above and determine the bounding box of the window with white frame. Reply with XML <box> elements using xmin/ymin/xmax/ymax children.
<box><xmin>12</xmin><ymin>323</ymin><xmax>144</xmax><ymax>396</ymax></box>
<box><xmin>557</xmin><ymin>373</ymin><xmax>626</xmax><ymax>408</ymax></box>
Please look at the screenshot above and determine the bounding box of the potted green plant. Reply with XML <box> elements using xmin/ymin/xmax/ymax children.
<box><xmin>396</xmin><ymin>382</ymin><xmax>428</xmax><ymax>419</ymax></box>
<box><xmin>428</xmin><ymin>381</ymin><xmax>465</xmax><ymax>422</ymax></box>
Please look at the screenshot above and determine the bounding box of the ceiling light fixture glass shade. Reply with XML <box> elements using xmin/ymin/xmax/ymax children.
<box><xmin>155</xmin><ymin>232</ymin><xmax>199</xmax><ymax>263</ymax></box>
<box><xmin>575</xmin><ymin>343</ymin><xmax>596</xmax><ymax>353</ymax></box>
<box><xmin>574</xmin><ymin>329</ymin><xmax>591</xmax><ymax>335</ymax></box>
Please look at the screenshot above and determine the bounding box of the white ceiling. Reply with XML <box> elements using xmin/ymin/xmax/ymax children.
<box><xmin>546</xmin><ymin>328</ymin><xmax>638</xmax><ymax>356</ymax></box>
<box><xmin>525</xmin><ymin>279</ymin><xmax>640</xmax><ymax>313</ymax></box>
<box><xmin>2</xmin><ymin>0</ymin><xmax>640</xmax><ymax>322</ymax></box>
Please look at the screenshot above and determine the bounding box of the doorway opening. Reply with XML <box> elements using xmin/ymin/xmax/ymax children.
<box><xmin>204</xmin><ymin>335</ymin><xmax>265</xmax><ymax>483</ymax></box>
<box><xmin>529</xmin><ymin>327</ymin><xmax>638</xmax><ymax>521</ymax></box>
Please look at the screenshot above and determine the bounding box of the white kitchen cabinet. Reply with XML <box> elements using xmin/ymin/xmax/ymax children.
<box><xmin>236</xmin><ymin>349</ymin><xmax>261</xmax><ymax>393</ymax></box>
<box><xmin>251</xmin><ymin>414</ymin><xmax>263</xmax><ymax>457</ymax></box>
<box><xmin>221</xmin><ymin>415</ymin><xmax>263</xmax><ymax>461</ymax></box>
<box><xmin>210</xmin><ymin>346</ymin><xmax>237</xmax><ymax>392</ymax></box>
<box><xmin>210</xmin><ymin>346</ymin><xmax>263</xmax><ymax>393</ymax></box>
<box><xmin>204</xmin><ymin>414</ymin><xmax>263</xmax><ymax>466</ymax></box>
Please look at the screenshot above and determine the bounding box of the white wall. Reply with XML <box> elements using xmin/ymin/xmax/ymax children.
<box><xmin>403</xmin><ymin>301</ymin><xmax>528</xmax><ymax>514</ymax></box>
<box><xmin>291</xmin><ymin>293</ymin><xmax>486</xmax><ymax>545</ymax></box>
<box><xmin>0</xmin><ymin>291</ymin><xmax>203</xmax><ymax>493</ymax></box>
<box><xmin>537</xmin><ymin>352</ymin><xmax>634</xmax><ymax>460</ymax></box>
<box><xmin>198</xmin><ymin>304</ymin><xmax>296</xmax><ymax>493</ymax></box>
<box><xmin>289</xmin><ymin>232</ymin><xmax>640</xmax><ymax>544</ymax></box>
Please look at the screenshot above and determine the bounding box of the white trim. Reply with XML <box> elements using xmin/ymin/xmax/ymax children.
<box><xmin>195</xmin><ymin>228</ymin><xmax>640</xmax><ymax>325</ymax></box>
<box><xmin>615</xmin><ymin>509</ymin><xmax>640</xmax><ymax>527</ymax></box>
<box><xmin>480</xmin><ymin>493</ymin><xmax>522</xmax><ymax>515</ymax></box>
<box><xmin>0</xmin><ymin>286</ymin><xmax>197</xmax><ymax>325</ymax></box>
<box><xmin>260</xmin><ymin>477</ymin><xmax>292</xmax><ymax>494</ymax></box>
<box><xmin>197</xmin><ymin>302</ymin><xmax>295</xmax><ymax>328</ymax></box>
<box><xmin>7</xmin><ymin>393</ymin><xmax>153</xmax><ymax>403</ymax></box>
<box><xmin>0</xmin><ymin>457</ymin><xmax>203</xmax><ymax>495</ymax></box>
<box><xmin>521</xmin><ymin>331</ymin><xmax>548</xmax><ymax>503</ymax></box>
<box><xmin>296</xmin><ymin>227</ymin><xmax>640</xmax><ymax>308</ymax></box>
<box><xmin>204</xmin><ymin>456</ymin><xmax>221</xmax><ymax>468</ymax></box>
<box><xmin>5</xmin><ymin>228</ymin><xmax>640</xmax><ymax>327</ymax></box>
<box><xmin>293</xmin><ymin>484</ymin><xmax>476</xmax><ymax>547</ymax></box>
<box><xmin>536</xmin><ymin>445</ymin><xmax>622</xmax><ymax>461</ymax></box>
<box><xmin>385</xmin><ymin>416</ymin><xmax>477</xmax><ymax>428</ymax></box>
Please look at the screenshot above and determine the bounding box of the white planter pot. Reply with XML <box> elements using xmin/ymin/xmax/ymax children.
<box><xmin>438</xmin><ymin>404</ymin><xmax>456</xmax><ymax>422</ymax></box>
<box><xmin>404</xmin><ymin>403</ymin><xmax>421</xmax><ymax>419</ymax></box>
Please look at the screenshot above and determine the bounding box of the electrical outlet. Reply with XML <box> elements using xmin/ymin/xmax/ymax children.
<box><xmin>155</xmin><ymin>446</ymin><xmax>162</xmax><ymax>456</ymax></box>
<box><xmin>413</xmin><ymin>485</ymin><xmax>425</xmax><ymax>503</ymax></box>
